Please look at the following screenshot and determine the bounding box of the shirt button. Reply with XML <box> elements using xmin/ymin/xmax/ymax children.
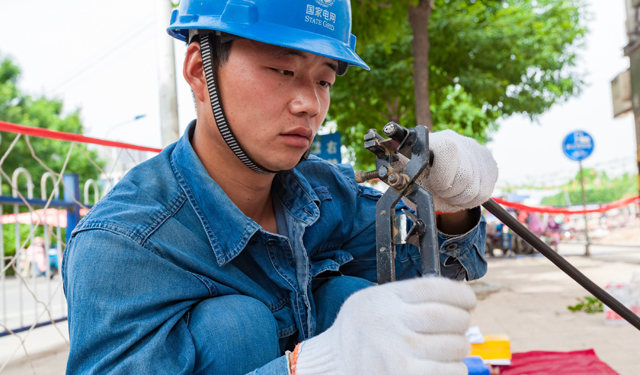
<box><xmin>267</xmin><ymin>239</ymin><xmax>277</xmax><ymax>246</ymax></box>
<box><xmin>446</xmin><ymin>243</ymin><xmax>458</xmax><ymax>251</ymax></box>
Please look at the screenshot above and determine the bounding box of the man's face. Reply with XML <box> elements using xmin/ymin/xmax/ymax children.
<box><xmin>214</xmin><ymin>39</ymin><xmax>337</xmax><ymax>171</ymax></box>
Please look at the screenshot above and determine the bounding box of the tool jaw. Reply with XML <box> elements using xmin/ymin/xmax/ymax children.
<box><xmin>358</xmin><ymin>122</ymin><xmax>440</xmax><ymax>283</ymax></box>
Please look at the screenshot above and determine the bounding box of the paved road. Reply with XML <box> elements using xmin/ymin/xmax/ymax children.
<box><xmin>0</xmin><ymin>275</ymin><xmax>67</xmax><ymax>334</ymax></box>
<box><xmin>0</xmin><ymin>321</ymin><xmax>69</xmax><ymax>375</ymax></box>
<box><xmin>471</xmin><ymin>255</ymin><xmax>640</xmax><ymax>375</ymax></box>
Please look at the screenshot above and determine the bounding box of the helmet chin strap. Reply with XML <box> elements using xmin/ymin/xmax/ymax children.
<box><xmin>200</xmin><ymin>32</ymin><xmax>313</xmax><ymax>175</ymax></box>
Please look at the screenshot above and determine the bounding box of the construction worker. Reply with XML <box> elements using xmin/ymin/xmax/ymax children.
<box><xmin>62</xmin><ymin>0</ymin><xmax>498</xmax><ymax>374</ymax></box>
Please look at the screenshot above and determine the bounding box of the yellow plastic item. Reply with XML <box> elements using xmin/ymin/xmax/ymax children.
<box><xmin>469</xmin><ymin>334</ymin><xmax>512</xmax><ymax>361</ymax></box>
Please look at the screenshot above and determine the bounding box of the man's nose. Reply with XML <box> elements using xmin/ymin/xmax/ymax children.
<box><xmin>289</xmin><ymin>81</ymin><xmax>321</xmax><ymax>117</ymax></box>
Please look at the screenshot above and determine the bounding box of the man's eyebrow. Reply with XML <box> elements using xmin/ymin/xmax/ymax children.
<box><xmin>269</xmin><ymin>47</ymin><xmax>339</xmax><ymax>72</ymax></box>
<box><xmin>270</xmin><ymin>47</ymin><xmax>307</xmax><ymax>59</ymax></box>
<box><xmin>324</xmin><ymin>60</ymin><xmax>339</xmax><ymax>73</ymax></box>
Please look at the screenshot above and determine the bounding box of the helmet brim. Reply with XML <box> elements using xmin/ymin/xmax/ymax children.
<box><xmin>168</xmin><ymin>18</ymin><xmax>370</xmax><ymax>72</ymax></box>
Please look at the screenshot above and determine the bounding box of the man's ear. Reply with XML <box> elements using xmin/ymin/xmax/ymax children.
<box><xmin>183</xmin><ymin>42</ymin><xmax>207</xmax><ymax>103</ymax></box>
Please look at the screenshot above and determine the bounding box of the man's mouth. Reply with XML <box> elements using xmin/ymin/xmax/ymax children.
<box><xmin>282</xmin><ymin>127</ymin><xmax>313</xmax><ymax>140</ymax></box>
<box><xmin>281</xmin><ymin>127</ymin><xmax>313</xmax><ymax>147</ymax></box>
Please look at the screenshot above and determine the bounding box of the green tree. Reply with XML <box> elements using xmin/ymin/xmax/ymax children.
<box><xmin>540</xmin><ymin>169</ymin><xmax>637</xmax><ymax>206</ymax></box>
<box><xmin>0</xmin><ymin>54</ymin><xmax>104</xmax><ymax>200</ymax></box>
<box><xmin>331</xmin><ymin>0</ymin><xmax>586</xmax><ymax>170</ymax></box>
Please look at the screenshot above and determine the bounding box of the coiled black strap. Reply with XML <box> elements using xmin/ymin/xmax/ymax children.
<box><xmin>200</xmin><ymin>33</ymin><xmax>276</xmax><ymax>174</ymax></box>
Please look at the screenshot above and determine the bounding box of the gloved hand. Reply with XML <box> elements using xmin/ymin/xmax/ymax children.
<box><xmin>394</xmin><ymin>128</ymin><xmax>498</xmax><ymax>214</ymax></box>
<box><xmin>293</xmin><ymin>277</ymin><xmax>477</xmax><ymax>375</ymax></box>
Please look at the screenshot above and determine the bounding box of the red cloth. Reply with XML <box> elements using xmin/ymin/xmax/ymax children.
<box><xmin>493</xmin><ymin>196</ymin><xmax>639</xmax><ymax>215</ymax></box>
<box><xmin>500</xmin><ymin>349</ymin><xmax>619</xmax><ymax>375</ymax></box>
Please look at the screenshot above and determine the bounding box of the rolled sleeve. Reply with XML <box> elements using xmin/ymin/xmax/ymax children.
<box><xmin>437</xmin><ymin>207</ymin><xmax>488</xmax><ymax>281</ymax></box>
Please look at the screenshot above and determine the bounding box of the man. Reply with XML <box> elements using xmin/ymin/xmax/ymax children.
<box><xmin>63</xmin><ymin>0</ymin><xmax>498</xmax><ymax>374</ymax></box>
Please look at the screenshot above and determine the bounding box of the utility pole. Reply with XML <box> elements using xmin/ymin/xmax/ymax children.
<box><xmin>156</xmin><ymin>0</ymin><xmax>180</xmax><ymax>148</ymax></box>
<box><xmin>619</xmin><ymin>0</ymin><xmax>640</xmax><ymax>198</ymax></box>
<box><xmin>578</xmin><ymin>161</ymin><xmax>590</xmax><ymax>256</ymax></box>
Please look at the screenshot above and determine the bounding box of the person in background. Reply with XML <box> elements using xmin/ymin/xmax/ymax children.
<box><xmin>25</xmin><ymin>236</ymin><xmax>46</xmax><ymax>276</ymax></box>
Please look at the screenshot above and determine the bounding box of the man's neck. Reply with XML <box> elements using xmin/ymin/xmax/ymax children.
<box><xmin>191</xmin><ymin>119</ymin><xmax>278</xmax><ymax>233</ymax></box>
<box><xmin>215</xmin><ymin>172</ymin><xmax>277</xmax><ymax>233</ymax></box>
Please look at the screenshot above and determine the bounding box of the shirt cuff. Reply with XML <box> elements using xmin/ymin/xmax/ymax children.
<box><xmin>437</xmin><ymin>206</ymin><xmax>487</xmax><ymax>281</ymax></box>
<box><xmin>437</xmin><ymin>206</ymin><xmax>482</xmax><ymax>243</ymax></box>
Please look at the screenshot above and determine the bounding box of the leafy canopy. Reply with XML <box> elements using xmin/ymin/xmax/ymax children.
<box><xmin>0</xmin><ymin>54</ymin><xmax>104</xmax><ymax>201</ymax></box>
<box><xmin>540</xmin><ymin>169</ymin><xmax>638</xmax><ymax>206</ymax></box>
<box><xmin>330</xmin><ymin>0</ymin><xmax>587</xmax><ymax>171</ymax></box>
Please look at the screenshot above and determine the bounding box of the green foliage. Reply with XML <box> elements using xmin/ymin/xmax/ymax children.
<box><xmin>0</xmin><ymin>54</ymin><xmax>104</xmax><ymax>199</ymax></box>
<box><xmin>1</xmin><ymin>221</ymin><xmax>65</xmax><ymax>276</ymax></box>
<box><xmin>1</xmin><ymin>222</ymin><xmax>48</xmax><ymax>257</ymax></box>
<box><xmin>330</xmin><ymin>0</ymin><xmax>587</xmax><ymax>171</ymax></box>
<box><xmin>541</xmin><ymin>169</ymin><xmax>637</xmax><ymax>206</ymax></box>
<box><xmin>567</xmin><ymin>296</ymin><xmax>603</xmax><ymax>313</ymax></box>
<box><xmin>1</xmin><ymin>223</ymin><xmax>53</xmax><ymax>276</ymax></box>
<box><xmin>328</xmin><ymin>22</ymin><xmax>416</xmax><ymax>167</ymax></box>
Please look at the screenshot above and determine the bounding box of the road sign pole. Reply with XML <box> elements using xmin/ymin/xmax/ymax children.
<box><xmin>578</xmin><ymin>161</ymin><xmax>590</xmax><ymax>256</ymax></box>
<box><xmin>562</xmin><ymin>130</ymin><xmax>594</xmax><ymax>256</ymax></box>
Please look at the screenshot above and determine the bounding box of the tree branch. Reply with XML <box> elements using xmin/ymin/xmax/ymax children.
<box><xmin>408</xmin><ymin>0</ymin><xmax>434</xmax><ymax>130</ymax></box>
<box><xmin>378</xmin><ymin>111</ymin><xmax>392</xmax><ymax>121</ymax></box>
<box><xmin>385</xmin><ymin>92</ymin><xmax>394</xmax><ymax>116</ymax></box>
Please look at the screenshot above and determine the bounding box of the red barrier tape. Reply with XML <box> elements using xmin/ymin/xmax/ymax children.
<box><xmin>0</xmin><ymin>121</ymin><xmax>163</xmax><ymax>153</ymax></box>
<box><xmin>493</xmin><ymin>195</ymin><xmax>640</xmax><ymax>215</ymax></box>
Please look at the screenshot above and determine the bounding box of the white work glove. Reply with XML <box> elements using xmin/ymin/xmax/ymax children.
<box><xmin>395</xmin><ymin>128</ymin><xmax>498</xmax><ymax>213</ymax></box>
<box><xmin>295</xmin><ymin>277</ymin><xmax>476</xmax><ymax>375</ymax></box>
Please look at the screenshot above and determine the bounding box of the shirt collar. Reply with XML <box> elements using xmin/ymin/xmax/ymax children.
<box><xmin>170</xmin><ymin>121</ymin><xmax>320</xmax><ymax>266</ymax></box>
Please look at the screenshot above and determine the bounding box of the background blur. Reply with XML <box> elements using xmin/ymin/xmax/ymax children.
<box><xmin>1</xmin><ymin>0</ymin><xmax>639</xmax><ymax>374</ymax></box>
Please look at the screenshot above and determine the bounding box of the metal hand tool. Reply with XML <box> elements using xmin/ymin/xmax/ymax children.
<box><xmin>357</xmin><ymin>123</ymin><xmax>640</xmax><ymax>331</ymax></box>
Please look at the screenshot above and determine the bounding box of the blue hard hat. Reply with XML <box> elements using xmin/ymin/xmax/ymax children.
<box><xmin>167</xmin><ymin>0</ymin><xmax>369</xmax><ymax>72</ymax></box>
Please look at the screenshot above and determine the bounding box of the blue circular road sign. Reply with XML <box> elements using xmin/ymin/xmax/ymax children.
<box><xmin>562</xmin><ymin>130</ymin><xmax>594</xmax><ymax>161</ymax></box>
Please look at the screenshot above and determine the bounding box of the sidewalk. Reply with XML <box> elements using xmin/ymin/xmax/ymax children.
<box><xmin>470</xmin><ymin>255</ymin><xmax>640</xmax><ymax>375</ymax></box>
<box><xmin>0</xmin><ymin>321</ymin><xmax>69</xmax><ymax>375</ymax></box>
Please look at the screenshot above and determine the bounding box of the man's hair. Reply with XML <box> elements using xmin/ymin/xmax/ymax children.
<box><xmin>189</xmin><ymin>34</ymin><xmax>234</xmax><ymax>67</ymax></box>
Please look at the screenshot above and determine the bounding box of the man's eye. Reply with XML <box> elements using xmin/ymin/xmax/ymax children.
<box><xmin>319</xmin><ymin>81</ymin><xmax>333</xmax><ymax>89</ymax></box>
<box><xmin>275</xmin><ymin>69</ymin><xmax>294</xmax><ymax>76</ymax></box>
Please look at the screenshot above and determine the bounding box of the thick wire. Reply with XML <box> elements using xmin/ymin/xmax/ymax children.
<box><xmin>483</xmin><ymin>198</ymin><xmax>640</xmax><ymax>331</ymax></box>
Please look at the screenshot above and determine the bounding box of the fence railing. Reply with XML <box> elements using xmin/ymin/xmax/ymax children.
<box><xmin>0</xmin><ymin>120</ymin><xmax>161</xmax><ymax>373</ymax></box>
<box><xmin>0</xmin><ymin>171</ymin><xmax>92</xmax><ymax>337</ymax></box>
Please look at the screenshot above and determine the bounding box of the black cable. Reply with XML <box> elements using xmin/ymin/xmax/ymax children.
<box><xmin>482</xmin><ymin>198</ymin><xmax>640</xmax><ymax>331</ymax></box>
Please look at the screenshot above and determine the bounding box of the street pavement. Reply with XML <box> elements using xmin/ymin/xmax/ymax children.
<box><xmin>1</xmin><ymin>223</ymin><xmax>639</xmax><ymax>374</ymax></box>
<box><xmin>0</xmin><ymin>321</ymin><xmax>68</xmax><ymax>375</ymax></box>
<box><xmin>0</xmin><ymin>275</ymin><xmax>67</xmax><ymax>334</ymax></box>
<box><xmin>471</xmin><ymin>222</ymin><xmax>640</xmax><ymax>375</ymax></box>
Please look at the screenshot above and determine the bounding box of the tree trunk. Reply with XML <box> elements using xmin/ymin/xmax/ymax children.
<box><xmin>408</xmin><ymin>0</ymin><xmax>433</xmax><ymax>131</ymax></box>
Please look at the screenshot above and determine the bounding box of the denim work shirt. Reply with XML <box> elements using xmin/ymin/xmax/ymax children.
<box><xmin>63</xmin><ymin>123</ymin><xmax>488</xmax><ymax>374</ymax></box>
